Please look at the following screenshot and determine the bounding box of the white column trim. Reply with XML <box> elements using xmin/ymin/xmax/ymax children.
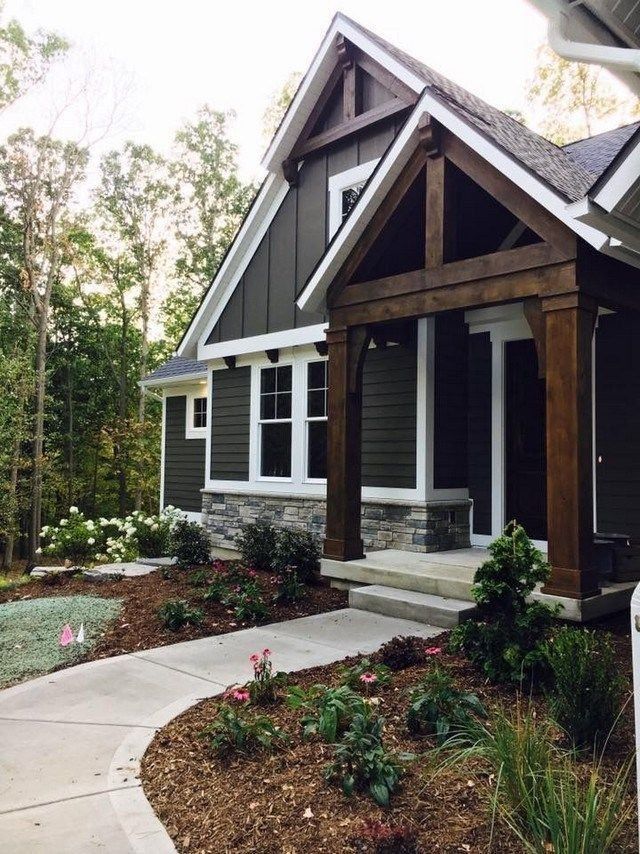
<box><xmin>159</xmin><ymin>395</ymin><xmax>166</xmax><ymax>512</ymax></box>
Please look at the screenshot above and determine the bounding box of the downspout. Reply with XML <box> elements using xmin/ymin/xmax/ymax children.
<box><xmin>548</xmin><ymin>9</ymin><xmax>640</xmax><ymax>72</ymax></box>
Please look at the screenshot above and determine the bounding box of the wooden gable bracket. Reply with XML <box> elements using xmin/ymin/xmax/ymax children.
<box><xmin>523</xmin><ymin>298</ymin><xmax>546</xmax><ymax>378</ymax></box>
<box><xmin>418</xmin><ymin>114</ymin><xmax>441</xmax><ymax>159</ymax></box>
<box><xmin>266</xmin><ymin>348</ymin><xmax>279</xmax><ymax>363</ymax></box>
<box><xmin>223</xmin><ymin>355</ymin><xmax>236</xmax><ymax>370</ymax></box>
<box><xmin>314</xmin><ymin>340</ymin><xmax>329</xmax><ymax>357</ymax></box>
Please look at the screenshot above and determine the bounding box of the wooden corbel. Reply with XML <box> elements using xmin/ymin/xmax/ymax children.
<box><xmin>348</xmin><ymin>326</ymin><xmax>371</xmax><ymax>394</ymax></box>
<box><xmin>283</xmin><ymin>159</ymin><xmax>299</xmax><ymax>186</ymax></box>
<box><xmin>266</xmin><ymin>348</ymin><xmax>279</xmax><ymax>364</ymax></box>
<box><xmin>418</xmin><ymin>113</ymin><xmax>441</xmax><ymax>158</ymax></box>
<box><xmin>314</xmin><ymin>340</ymin><xmax>328</xmax><ymax>357</ymax></box>
<box><xmin>336</xmin><ymin>34</ymin><xmax>353</xmax><ymax>69</ymax></box>
<box><xmin>523</xmin><ymin>298</ymin><xmax>546</xmax><ymax>379</ymax></box>
<box><xmin>223</xmin><ymin>355</ymin><xmax>236</xmax><ymax>370</ymax></box>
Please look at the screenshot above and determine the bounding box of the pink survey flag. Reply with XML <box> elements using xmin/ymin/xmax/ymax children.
<box><xmin>59</xmin><ymin>624</ymin><xmax>74</xmax><ymax>646</ymax></box>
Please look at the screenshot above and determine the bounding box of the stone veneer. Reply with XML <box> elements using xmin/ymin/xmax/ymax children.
<box><xmin>202</xmin><ymin>491</ymin><xmax>471</xmax><ymax>553</ymax></box>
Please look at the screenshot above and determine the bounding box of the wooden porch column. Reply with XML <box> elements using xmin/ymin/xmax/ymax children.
<box><xmin>324</xmin><ymin>325</ymin><xmax>370</xmax><ymax>561</ymax></box>
<box><xmin>542</xmin><ymin>293</ymin><xmax>600</xmax><ymax>599</ymax></box>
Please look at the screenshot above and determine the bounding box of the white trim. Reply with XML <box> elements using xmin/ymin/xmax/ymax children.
<box><xmin>159</xmin><ymin>396</ymin><xmax>166</xmax><ymax>512</ymax></box>
<box><xmin>141</xmin><ymin>370</ymin><xmax>206</xmax><ymax>389</ymax></box>
<box><xmin>185</xmin><ymin>391</ymin><xmax>208</xmax><ymax>440</ymax></box>
<box><xmin>593</xmin><ymin>134</ymin><xmax>640</xmax><ymax>213</ymax></box>
<box><xmin>199</xmin><ymin>323</ymin><xmax>328</xmax><ymax>362</ymax></box>
<box><xmin>328</xmin><ymin>159</ymin><xmax>379</xmax><ymax>238</ymax></box>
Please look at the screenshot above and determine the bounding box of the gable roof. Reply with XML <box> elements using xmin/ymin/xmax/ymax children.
<box><xmin>141</xmin><ymin>356</ymin><xmax>206</xmax><ymax>387</ymax></box>
<box><xmin>563</xmin><ymin>121</ymin><xmax>640</xmax><ymax>178</ymax></box>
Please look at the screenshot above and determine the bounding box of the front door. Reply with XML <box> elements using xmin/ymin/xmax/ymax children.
<box><xmin>505</xmin><ymin>338</ymin><xmax>547</xmax><ymax>541</ymax></box>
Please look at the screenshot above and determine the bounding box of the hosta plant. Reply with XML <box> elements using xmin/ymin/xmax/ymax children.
<box><xmin>287</xmin><ymin>684</ymin><xmax>368</xmax><ymax>742</ymax></box>
<box><xmin>406</xmin><ymin>665</ymin><xmax>486</xmax><ymax>744</ymax></box>
<box><xmin>200</xmin><ymin>703</ymin><xmax>288</xmax><ymax>754</ymax></box>
<box><xmin>157</xmin><ymin>599</ymin><xmax>204</xmax><ymax>630</ymax></box>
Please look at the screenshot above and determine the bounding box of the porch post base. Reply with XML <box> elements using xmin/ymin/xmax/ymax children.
<box><xmin>323</xmin><ymin>537</ymin><xmax>365</xmax><ymax>562</ymax></box>
<box><xmin>542</xmin><ymin>565</ymin><xmax>601</xmax><ymax>600</ymax></box>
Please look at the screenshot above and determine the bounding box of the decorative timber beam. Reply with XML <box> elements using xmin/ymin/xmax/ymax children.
<box><xmin>265</xmin><ymin>348</ymin><xmax>279</xmax><ymax>363</ymax></box>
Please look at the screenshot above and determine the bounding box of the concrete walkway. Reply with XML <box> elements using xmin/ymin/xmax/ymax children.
<box><xmin>0</xmin><ymin>609</ymin><xmax>439</xmax><ymax>853</ymax></box>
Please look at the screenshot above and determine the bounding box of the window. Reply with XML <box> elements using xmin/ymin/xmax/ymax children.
<box><xmin>341</xmin><ymin>183</ymin><xmax>365</xmax><ymax>222</ymax></box>
<box><xmin>328</xmin><ymin>159</ymin><xmax>379</xmax><ymax>238</ymax></box>
<box><xmin>193</xmin><ymin>397</ymin><xmax>207</xmax><ymax>429</ymax></box>
<box><xmin>259</xmin><ymin>364</ymin><xmax>292</xmax><ymax>478</ymax></box>
<box><xmin>306</xmin><ymin>360</ymin><xmax>327</xmax><ymax>480</ymax></box>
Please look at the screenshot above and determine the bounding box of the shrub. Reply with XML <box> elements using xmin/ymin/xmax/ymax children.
<box><xmin>247</xmin><ymin>648</ymin><xmax>287</xmax><ymax>705</ymax></box>
<box><xmin>224</xmin><ymin>580</ymin><xmax>269</xmax><ymax>622</ymax></box>
<box><xmin>325</xmin><ymin>704</ymin><xmax>414</xmax><ymax>807</ymax></box>
<box><xmin>340</xmin><ymin>657</ymin><xmax>391</xmax><ymax>692</ymax></box>
<box><xmin>544</xmin><ymin>627</ymin><xmax>625</xmax><ymax>749</ymax></box>
<box><xmin>375</xmin><ymin>635</ymin><xmax>428</xmax><ymax>672</ymax></box>
<box><xmin>235</xmin><ymin>521</ymin><xmax>277</xmax><ymax>572</ymax></box>
<box><xmin>129</xmin><ymin>507</ymin><xmax>180</xmax><ymax>557</ymax></box>
<box><xmin>274</xmin><ymin>566</ymin><xmax>306</xmax><ymax>603</ymax></box>
<box><xmin>200</xmin><ymin>702</ymin><xmax>289</xmax><ymax>755</ymax></box>
<box><xmin>157</xmin><ymin>599</ymin><xmax>204</xmax><ymax>630</ymax></box>
<box><xmin>39</xmin><ymin>508</ymin><xmax>101</xmax><ymax>566</ymax></box>
<box><xmin>450</xmin><ymin>522</ymin><xmax>556</xmax><ymax>683</ymax></box>
<box><xmin>188</xmin><ymin>568</ymin><xmax>210</xmax><ymax>588</ymax></box>
<box><xmin>287</xmin><ymin>683</ymin><xmax>367</xmax><ymax>742</ymax></box>
<box><xmin>351</xmin><ymin>820</ymin><xmax>418</xmax><ymax>854</ymax></box>
<box><xmin>406</xmin><ymin>665</ymin><xmax>485</xmax><ymax>744</ymax></box>
<box><xmin>272</xmin><ymin>529</ymin><xmax>320</xmax><ymax>583</ymax></box>
<box><xmin>203</xmin><ymin>562</ymin><xmax>234</xmax><ymax>603</ymax></box>
<box><xmin>170</xmin><ymin>520</ymin><xmax>210</xmax><ymax>568</ymax></box>
<box><xmin>0</xmin><ymin>575</ymin><xmax>32</xmax><ymax>593</ymax></box>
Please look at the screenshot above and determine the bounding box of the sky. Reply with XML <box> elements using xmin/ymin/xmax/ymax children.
<box><xmin>5</xmin><ymin>0</ymin><xmax>550</xmax><ymax>182</ymax></box>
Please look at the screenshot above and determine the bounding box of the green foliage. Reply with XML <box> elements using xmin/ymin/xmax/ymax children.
<box><xmin>128</xmin><ymin>509</ymin><xmax>176</xmax><ymax>557</ymax></box>
<box><xmin>450</xmin><ymin>522</ymin><xmax>556</xmax><ymax>683</ymax></box>
<box><xmin>235</xmin><ymin>521</ymin><xmax>277</xmax><ymax>572</ymax></box>
<box><xmin>325</xmin><ymin>704</ymin><xmax>414</xmax><ymax>807</ymax></box>
<box><xmin>188</xmin><ymin>568</ymin><xmax>210</xmax><ymax>588</ymax></box>
<box><xmin>340</xmin><ymin>657</ymin><xmax>391</xmax><ymax>692</ymax></box>
<box><xmin>224</xmin><ymin>579</ymin><xmax>268</xmax><ymax>622</ymax></box>
<box><xmin>170</xmin><ymin>520</ymin><xmax>211</xmax><ymax>568</ymax></box>
<box><xmin>287</xmin><ymin>683</ymin><xmax>368</xmax><ymax>743</ymax></box>
<box><xmin>544</xmin><ymin>627</ymin><xmax>625</xmax><ymax>749</ymax></box>
<box><xmin>406</xmin><ymin>665</ymin><xmax>485</xmax><ymax>744</ymax></box>
<box><xmin>274</xmin><ymin>566</ymin><xmax>306</xmax><ymax>603</ymax></box>
<box><xmin>39</xmin><ymin>508</ymin><xmax>101</xmax><ymax>565</ymax></box>
<box><xmin>272</xmin><ymin>529</ymin><xmax>321</xmax><ymax>583</ymax></box>
<box><xmin>247</xmin><ymin>648</ymin><xmax>287</xmax><ymax>705</ymax></box>
<box><xmin>375</xmin><ymin>635</ymin><xmax>428</xmax><ymax>672</ymax></box>
<box><xmin>157</xmin><ymin>599</ymin><xmax>203</xmax><ymax>631</ymax></box>
<box><xmin>0</xmin><ymin>574</ymin><xmax>32</xmax><ymax>592</ymax></box>
<box><xmin>200</xmin><ymin>702</ymin><xmax>288</xmax><ymax>755</ymax></box>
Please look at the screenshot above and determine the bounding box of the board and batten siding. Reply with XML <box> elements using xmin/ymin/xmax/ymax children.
<box><xmin>467</xmin><ymin>331</ymin><xmax>492</xmax><ymax>535</ymax></box>
<box><xmin>164</xmin><ymin>396</ymin><xmax>205</xmax><ymax>512</ymax></box>
<box><xmin>362</xmin><ymin>341</ymin><xmax>417</xmax><ymax>489</ymax></box>
<box><xmin>210</xmin><ymin>367</ymin><xmax>251</xmax><ymax>481</ymax></box>
<box><xmin>433</xmin><ymin>312</ymin><xmax>469</xmax><ymax>490</ymax></box>
<box><xmin>596</xmin><ymin>311</ymin><xmax>640</xmax><ymax>540</ymax></box>
<box><xmin>206</xmin><ymin>119</ymin><xmax>403</xmax><ymax>345</ymax></box>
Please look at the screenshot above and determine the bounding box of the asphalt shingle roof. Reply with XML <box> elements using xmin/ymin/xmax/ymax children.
<box><xmin>143</xmin><ymin>356</ymin><xmax>206</xmax><ymax>383</ymax></box>
<box><xmin>562</xmin><ymin>121</ymin><xmax>640</xmax><ymax>179</ymax></box>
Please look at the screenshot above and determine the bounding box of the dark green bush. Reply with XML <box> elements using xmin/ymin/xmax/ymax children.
<box><xmin>450</xmin><ymin>522</ymin><xmax>556</xmax><ymax>683</ymax></box>
<box><xmin>375</xmin><ymin>635</ymin><xmax>428</xmax><ymax>672</ymax></box>
<box><xmin>235</xmin><ymin>521</ymin><xmax>277</xmax><ymax>572</ymax></box>
<box><xmin>272</xmin><ymin>529</ymin><xmax>321</xmax><ymax>583</ymax></box>
<box><xmin>157</xmin><ymin>599</ymin><xmax>204</xmax><ymax>630</ymax></box>
<box><xmin>170</xmin><ymin>520</ymin><xmax>211</xmax><ymax>568</ymax></box>
<box><xmin>287</xmin><ymin>684</ymin><xmax>367</xmax><ymax>742</ymax></box>
<box><xmin>544</xmin><ymin>627</ymin><xmax>625</xmax><ymax>749</ymax></box>
<box><xmin>406</xmin><ymin>665</ymin><xmax>485</xmax><ymax>744</ymax></box>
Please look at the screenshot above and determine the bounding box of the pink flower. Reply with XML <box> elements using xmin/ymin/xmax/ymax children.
<box><xmin>262</xmin><ymin>648</ymin><xmax>271</xmax><ymax>657</ymax></box>
<box><xmin>249</xmin><ymin>653</ymin><xmax>260</xmax><ymax>664</ymax></box>
<box><xmin>425</xmin><ymin>646</ymin><xmax>442</xmax><ymax>656</ymax></box>
<box><xmin>231</xmin><ymin>688</ymin><xmax>250</xmax><ymax>702</ymax></box>
<box><xmin>360</xmin><ymin>672</ymin><xmax>378</xmax><ymax>684</ymax></box>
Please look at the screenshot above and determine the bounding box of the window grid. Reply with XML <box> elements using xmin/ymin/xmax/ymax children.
<box><xmin>193</xmin><ymin>396</ymin><xmax>207</xmax><ymax>429</ymax></box>
<box><xmin>259</xmin><ymin>365</ymin><xmax>293</xmax><ymax>479</ymax></box>
<box><xmin>306</xmin><ymin>360</ymin><xmax>328</xmax><ymax>481</ymax></box>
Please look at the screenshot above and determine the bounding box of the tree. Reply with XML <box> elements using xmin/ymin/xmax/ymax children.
<box><xmin>0</xmin><ymin>3</ymin><xmax>68</xmax><ymax>112</ymax></box>
<box><xmin>262</xmin><ymin>72</ymin><xmax>302</xmax><ymax>142</ymax></box>
<box><xmin>0</xmin><ymin>128</ymin><xmax>88</xmax><ymax>563</ymax></box>
<box><xmin>526</xmin><ymin>44</ymin><xmax>640</xmax><ymax>145</ymax></box>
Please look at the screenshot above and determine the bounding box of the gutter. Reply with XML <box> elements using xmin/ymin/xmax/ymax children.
<box><xmin>548</xmin><ymin>9</ymin><xmax>640</xmax><ymax>73</ymax></box>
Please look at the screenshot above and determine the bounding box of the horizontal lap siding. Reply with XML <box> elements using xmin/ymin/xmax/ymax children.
<box><xmin>211</xmin><ymin>367</ymin><xmax>251</xmax><ymax>481</ymax></box>
<box><xmin>467</xmin><ymin>332</ymin><xmax>492</xmax><ymax>535</ymax></box>
<box><xmin>164</xmin><ymin>396</ymin><xmax>205</xmax><ymax>512</ymax></box>
<box><xmin>362</xmin><ymin>342</ymin><xmax>417</xmax><ymax>489</ymax></box>
<box><xmin>596</xmin><ymin>312</ymin><xmax>640</xmax><ymax>539</ymax></box>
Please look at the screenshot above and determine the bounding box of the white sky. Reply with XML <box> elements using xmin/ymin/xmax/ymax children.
<box><xmin>7</xmin><ymin>0</ymin><xmax>550</xmax><ymax>182</ymax></box>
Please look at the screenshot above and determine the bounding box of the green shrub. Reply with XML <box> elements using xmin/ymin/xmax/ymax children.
<box><xmin>287</xmin><ymin>683</ymin><xmax>367</xmax><ymax>742</ymax></box>
<box><xmin>406</xmin><ymin>665</ymin><xmax>485</xmax><ymax>744</ymax></box>
<box><xmin>188</xmin><ymin>568</ymin><xmax>210</xmax><ymax>588</ymax></box>
<box><xmin>544</xmin><ymin>627</ymin><xmax>625</xmax><ymax>749</ymax></box>
<box><xmin>39</xmin><ymin>508</ymin><xmax>101</xmax><ymax>566</ymax></box>
<box><xmin>272</xmin><ymin>529</ymin><xmax>320</xmax><ymax>583</ymax></box>
<box><xmin>129</xmin><ymin>508</ymin><xmax>179</xmax><ymax>557</ymax></box>
<box><xmin>0</xmin><ymin>575</ymin><xmax>32</xmax><ymax>593</ymax></box>
<box><xmin>450</xmin><ymin>522</ymin><xmax>556</xmax><ymax>683</ymax></box>
<box><xmin>340</xmin><ymin>657</ymin><xmax>391</xmax><ymax>692</ymax></box>
<box><xmin>235</xmin><ymin>521</ymin><xmax>277</xmax><ymax>572</ymax></box>
<box><xmin>200</xmin><ymin>703</ymin><xmax>288</xmax><ymax>754</ymax></box>
<box><xmin>274</xmin><ymin>566</ymin><xmax>306</xmax><ymax>603</ymax></box>
<box><xmin>170</xmin><ymin>520</ymin><xmax>210</xmax><ymax>568</ymax></box>
<box><xmin>325</xmin><ymin>704</ymin><xmax>414</xmax><ymax>807</ymax></box>
<box><xmin>157</xmin><ymin>599</ymin><xmax>203</xmax><ymax>630</ymax></box>
<box><xmin>375</xmin><ymin>635</ymin><xmax>428</xmax><ymax>672</ymax></box>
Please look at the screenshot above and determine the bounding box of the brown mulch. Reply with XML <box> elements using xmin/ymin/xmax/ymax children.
<box><xmin>141</xmin><ymin>632</ymin><xmax>638</xmax><ymax>854</ymax></box>
<box><xmin>0</xmin><ymin>565</ymin><xmax>347</xmax><ymax>665</ymax></box>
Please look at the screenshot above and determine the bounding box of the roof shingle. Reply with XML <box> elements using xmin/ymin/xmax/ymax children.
<box><xmin>143</xmin><ymin>356</ymin><xmax>206</xmax><ymax>384</ymax></box>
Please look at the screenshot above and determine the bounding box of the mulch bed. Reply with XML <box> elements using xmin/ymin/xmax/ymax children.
<box><xmin>0</xmin><ymin>566</ymin><xmax>347</xmax><ymax>668</ymax></box>
<box><xmin>141</xmin><ymin>627</ymin><xmax>637</xmax><ymax>854</ymax></box>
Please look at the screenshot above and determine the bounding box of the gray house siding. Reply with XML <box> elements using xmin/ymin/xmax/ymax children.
<box><xmin>362</xmin><ymin>341</ymin><xmax>417</xmax><ymax>489</ymax></box>
<box><xmin>433</xmin><ymin>312</ymin><xmax>469</xmax><ymax>489</ymax></box>
<box><xmin>210</xmin><ymin>367</ymin><xmax>251</xmax><ymax>481</ymax></box>
<box><xmin>164</xmin><ymin>396</ymin><xmax>205</xmax><ymax>512</ymax></box>
<box><xmin>596</xmin><ymin>311</ymin><xmax>640</xmax><ymax>540</ymax></box>
<box><xmin>467</xmin><ymin>332</ymin><xmax>492</xmax><ymax>535</ymax></box>
<box><xmin>207</xmin><ymin>118</ymin><xmax>403</xmax><ymax>345</ymax></box>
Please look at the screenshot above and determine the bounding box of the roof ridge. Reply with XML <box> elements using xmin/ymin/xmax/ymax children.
<box><xmin>562</xmin><ymin>119</ymin><xmax>640</xmax><ymax>149</ymax></box>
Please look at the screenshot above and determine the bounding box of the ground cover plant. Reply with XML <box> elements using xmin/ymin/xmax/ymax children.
<box><xmin>0</xmin><ymin>595</ymin><xmax>122</xmax><ymax>686</ymax></box>
<box><xmin>157</xmin><ymin>599</ymin><xmax>204</xmax><ymax>630</ymax></box>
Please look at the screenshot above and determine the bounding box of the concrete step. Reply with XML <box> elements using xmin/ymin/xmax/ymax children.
<box><xmin>349</xmin><ymin>585</ymin><xmax>477</xmax><ymax>628</ymax></box>
<box><xmin>322</xmin><ymin>553</ymin><xmax>476</xmax><ymax>601</ymax></box>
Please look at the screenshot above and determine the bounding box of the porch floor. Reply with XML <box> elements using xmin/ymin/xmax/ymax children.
<box><xmin>321</xmin><ymin>547</ymin><xmax>636</xmax><ymax>623</ymax></box>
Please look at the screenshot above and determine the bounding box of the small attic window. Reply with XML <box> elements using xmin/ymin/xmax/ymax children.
<box><xmin>328</xmin><ymin>159</ymin><xmax>379</xmax><ymax>238</ymax></box>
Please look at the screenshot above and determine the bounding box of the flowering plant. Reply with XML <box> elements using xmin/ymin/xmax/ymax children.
<box><xmin>247</xmin><ymin>649</ymin><xmax>287</xmax><ymax>705</ymax></box>
<box><xmin>339</xmin><ymin>657</ymin><xmax>391</xmax><ymax>692</ymax></box>
<box><xmin>40</xmin><ymin>508</ymin><xmax>101</xmax><ymax>566</ymax></box>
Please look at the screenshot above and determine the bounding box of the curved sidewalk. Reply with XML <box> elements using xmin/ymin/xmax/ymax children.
<box><xmin>0</xmin><ymin>608</ymin><xmax>438</xmax><ymax>853</ymax></box>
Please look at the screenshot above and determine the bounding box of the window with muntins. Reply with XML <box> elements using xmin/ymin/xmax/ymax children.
<box><xmin>341</xmin><ymin>183</ymin><xmax>365</xmax><ymax>223</ymax></box>
<box><xmin>193</xmin><ymin>396</ymin><xmax>207</xmax><ymax>429</ymax></box>
<box><xmin>306</xmin><ymin>360</ymin><xmax>327</xmax><ymax>480</ymax></box>
<box><xmin>260</xmin><ymin>364</ymin><xmax>292</xmax><ymax>478</ymax></box>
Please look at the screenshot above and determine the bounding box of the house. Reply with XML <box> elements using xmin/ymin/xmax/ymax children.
<box><xmin>142</xmin><ymin>12</ymin><xmax>640</xmax><ymax>620</ymax></box>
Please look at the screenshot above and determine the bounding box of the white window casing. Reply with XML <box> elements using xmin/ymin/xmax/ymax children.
<box><xmin>328</xmin><ymin>159</ymin><xmax>380</xmax><ymax>239</ymax></box>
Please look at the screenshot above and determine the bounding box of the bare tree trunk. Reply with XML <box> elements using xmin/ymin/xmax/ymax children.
<box><xmin>2</xmin><ymin>436</ymin><xmax>21</xmax><ymax>569</ymax></box>
<box><xmin>28</xmin><ymin>306</ymin><xmax>48</xmax><ymax>565</ymax></box>
<box><xmin>66</xmin><ymin>357</ymin><xmax>74</xmax><ymax>508</ymax></box>
<box><xmin>135</xmin><ymin>272</ymin><xmax>150</xmax><ymax>511</ymax></box>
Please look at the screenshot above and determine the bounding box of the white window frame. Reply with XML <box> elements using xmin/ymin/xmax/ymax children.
<box><xmin>185</xmin><ymin>388</ymin><xmax>209</xmax><ymax>439</ymax></box>
<box><xmin>328</xmin><ymin>159</ymin><xmax>379</xmax><ymax>239</ymax></box>
<box><xmin>304</xmin><ymin>357</ymin><xmax>329</xmax><ymax>484</ymax></box>
<box><xmin>256</xmin><ymin>361</ymin><xmax>295</xmax><ymax>482</ymax></box>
